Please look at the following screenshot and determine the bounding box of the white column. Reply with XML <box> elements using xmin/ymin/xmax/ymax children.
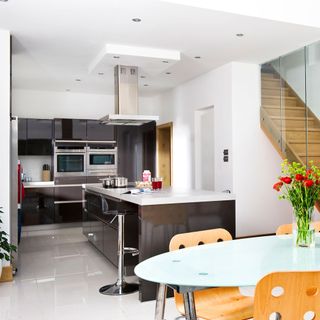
<box><xmin>0</xmin><ymin>29</ymin><xmax>11</xmax><ymax>267</ymax></box>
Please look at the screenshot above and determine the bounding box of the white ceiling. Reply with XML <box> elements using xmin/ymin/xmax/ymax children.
<box><xmin>1</xmin><ymin>0</ymin><xmax>320</xmax><ymax>96</ymax></box>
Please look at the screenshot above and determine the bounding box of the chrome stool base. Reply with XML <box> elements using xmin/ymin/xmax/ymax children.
<box><xmin>99</xmin><ymin>282</ymin><xmax>139</xmax><ymax>296</ymax></box>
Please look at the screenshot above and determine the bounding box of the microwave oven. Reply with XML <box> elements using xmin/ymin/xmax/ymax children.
<box><xmin>86</xmin><ymin>146</ymin><xmax>117</xmax><ymax>176</ymax></box>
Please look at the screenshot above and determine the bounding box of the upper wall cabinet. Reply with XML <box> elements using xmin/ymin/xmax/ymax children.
<box><xmin>27</xmin><ymin>119</ymin><xmax>53</xmax><ymax>155</ymax></box>
<box><xmin>18</xmin><ymin>119</ymin><xmax>53</xmax><ymax>156</ymax></box>
<box><xmin>86</xmin><ymin>120</ymin><xmax>115</xmax><ymax>141</ymax></box>
<box><xmin>54</xmin><ymin>119</ymin><xmax>87</xmax><ymax>140</ymax></box>
<box><xmin>18</xmin><ymin>119</ymin><xmax>27</xmax><ymax>155</ymax></box>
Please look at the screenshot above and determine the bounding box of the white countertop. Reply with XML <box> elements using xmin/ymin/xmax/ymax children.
<box><xmin>84</xmin><ymin>184</ymin><xmax>235</xmax><ymax>206</ymax></box>
<box><xmin>23</xmin><ymin>181</ymin><xmax>88</xmax><ymax>188</ymax></box>
<box><xmin>23</xmin><ymin>181</ymin><xmax>54</xmax><ymax>188</ymax></box>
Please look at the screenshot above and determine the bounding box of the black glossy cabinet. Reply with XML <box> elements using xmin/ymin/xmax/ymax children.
<box><xmin>22</xmin><ymin>188</ymin><xmax>54</xmax><ymax>225</ymax></box>
<box><xmin>18</xmin><ymin>119</ymin><xmax>53</xmax><ymax>155</ymax></box>
<box><xmin>87</xmin><ymin>120</ymin><xmax>115</xmax><ymax>141</ymax></box>
<box><xmin>54</xmin><ymin>185</ymin><xmax>83</xmax><ymax>223</ymax></box>
<box><xmin>54</xmin><ymin>119</ymin><xmax>87</xmax><ymax>140</ymax></box>
<box><xmin>18</xmin><ymin>119</ymin><xmax>27</xmax><ymax>155</ymax></box>
<box><xmin>54</xmin><ymin>202</ymin><xmax>83</xmax><ymax>223</ymax></box>
<box><xmin>83</xmin><ymin>191</ymin><xmax>139</xmax><ymax>269</ymax></box>
<box><xmin>27</xmin><ymin>119</ymin><xmax>53</xmax><ymax>155</ymax></box>
<box><xmin>117</xmin><ymin>121</ymin><xmax>156</xmax><ymax>181</ymax></box>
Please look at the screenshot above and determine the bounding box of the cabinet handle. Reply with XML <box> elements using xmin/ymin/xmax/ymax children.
<box><xmin>54</xmin><ymin>200</ymin><xmax>87</xmax><ymax>205</ymax></box>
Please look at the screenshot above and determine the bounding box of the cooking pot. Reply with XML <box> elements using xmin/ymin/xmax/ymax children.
<box><xmin>101</xmin><ymin>177</ymin><xmax>128</xmax><ymax>188</ymax></box>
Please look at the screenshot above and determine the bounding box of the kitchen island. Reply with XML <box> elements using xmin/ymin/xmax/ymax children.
<box><xmin>82</xmin><ymin>184</ymin><xmax>235</xmax><ymax>301</ymax></box>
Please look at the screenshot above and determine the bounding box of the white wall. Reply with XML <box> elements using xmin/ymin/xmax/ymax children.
<box><xmin>0</xmin><ymin>30</ymin><xmax>11</xmax><ymax>266</ymax></box>
<box><xmin>154</xmin><ymin>63</ymin><xmax>233</xmax><ymax>191</ymax></box>
<box><xmin>12</xmin><ymin>89</ymin><xmax>114</xmax><ymax>119</ymax></box>
<box><xmin>231</xmin><ymin>62</ymin><xmax>291</xmax><ymax>236</ymax></box>
<box><xmin>153</xmin><ymin>61</ymin><xmax>292</xmax><ymax>236</ymax></box>
<box><xmin>12</xmin><ymin>89</ymin><xmax>157</xmax><ymax>120</ymax></box>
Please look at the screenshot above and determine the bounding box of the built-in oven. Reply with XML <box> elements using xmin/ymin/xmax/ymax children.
<box><xmin>54</xmin><ymin>142</ymin><xmax>86</xmax><ymax>178</ymax></box>
<box><xmin>86</xmin><ymin>143</ymin><xmax>117</xmax><ymax>177</ymax></box>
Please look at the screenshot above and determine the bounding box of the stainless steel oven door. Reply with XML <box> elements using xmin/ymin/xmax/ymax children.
<box><xmin>54</xmin><ymin>152</ymin><xmax>86</xmax><ymax>177</ymax></box>
<box><xmin>86</xmin><ymin>149</ymin><xmax>117</xmax><ymax>173</ymax></box>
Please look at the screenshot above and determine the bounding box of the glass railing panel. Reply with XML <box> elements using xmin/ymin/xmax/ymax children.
<box><xmin>260</xmin><ymin>58</ymin><xmax>283</xmax><ymax>152</ymax></box>
<box><xmin>306</xmin><ymin>41</ymin><xmax>320</xmax><ymax>168</ymax></box>
<box><xmin>279</xmin><ymin>48</ymin><xmax>307</xmax><ymax>164</ymax></box>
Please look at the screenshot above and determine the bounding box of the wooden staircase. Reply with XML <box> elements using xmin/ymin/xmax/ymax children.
<box><xmin>261</xmin><ymin>72</ymin><xmax>320</xmax><ymax>167</ymax></box>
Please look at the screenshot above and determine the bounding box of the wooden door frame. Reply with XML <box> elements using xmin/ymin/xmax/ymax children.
<box><xmin>156</xmin><ymin>122</ymin><xmax>173</xmax><ymax>186</ymax></box>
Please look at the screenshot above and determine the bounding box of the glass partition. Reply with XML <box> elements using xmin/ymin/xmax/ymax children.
<box><xmin>260</xmin><ymin>44</ymin><xmax>318</xmax><ymax>167</ymax></box>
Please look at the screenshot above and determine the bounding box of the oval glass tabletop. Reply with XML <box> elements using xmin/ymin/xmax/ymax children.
<box><xmin>135</xmin><ymin>235</ymin><xmax>320</xmax><ymax>288</ymax></box>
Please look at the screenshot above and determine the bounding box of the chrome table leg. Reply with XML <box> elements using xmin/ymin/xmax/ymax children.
<box><xmin>182</xmin><ymin>291</ymin><xmax>197</xmax><ymax>320</ymax></box>
<box><xmin>155</xmin><ymin>283</ymin><xmax>167</xmax><ymax>320</ymax></box>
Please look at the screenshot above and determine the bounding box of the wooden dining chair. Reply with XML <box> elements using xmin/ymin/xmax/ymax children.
<box><xmin>169</xmin><ymin>228</ymin><xmax>253</xmax><ymax>320</ymax></box>
<box><xmin>276</xmin><ymin>221</ymin><xmax>320</xmax><ymax>235</ymax></box>
<box><xmin>254</xmin><ymin>271</ymin><xmax>320</xmax><ymax>319</ymax></box>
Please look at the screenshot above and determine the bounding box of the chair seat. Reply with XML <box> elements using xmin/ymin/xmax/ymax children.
<box><xmin>175</xmin><ymin>287</ymin><xmax>254</xmax><ymax>320</ymax></box>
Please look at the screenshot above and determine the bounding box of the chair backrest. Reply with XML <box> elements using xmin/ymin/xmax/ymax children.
<box><xmin>276</xmin><ymin>222</ymin><xmax>320</xmax><ymax>235</ymax></box>
<box><xmin>254</xmin><ymin>271</ymin><xmax>320</xmax><ymax>320</ymax></box>
<box><xmin>169</xmin><ymin>228</ymin><xmax>232</xmax><ymax>251</ymax></box>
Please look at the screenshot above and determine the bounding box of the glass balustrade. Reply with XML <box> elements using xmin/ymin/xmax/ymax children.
<box><xmin>260</xmin><ymin>44</ymin><xmax>319</xmax><ymax>167</ymax></box>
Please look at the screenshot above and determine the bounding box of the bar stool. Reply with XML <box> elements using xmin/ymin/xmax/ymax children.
<box><xmin>99</xmin><ymin>209</ymin><xmax>139</xmax><ymax>295</ymax></box>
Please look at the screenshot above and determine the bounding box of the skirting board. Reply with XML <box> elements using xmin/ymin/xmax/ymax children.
<box><xmin>0</xmin><ymin>266</ymin><xmax>13</xmax><ymax>282</ymax></box>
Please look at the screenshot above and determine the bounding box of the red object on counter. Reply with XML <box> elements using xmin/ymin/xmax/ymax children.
<box><xmin>18</xmin><ymin>161</ymin><xmax>25</xmax><ymax>204</ymax></box>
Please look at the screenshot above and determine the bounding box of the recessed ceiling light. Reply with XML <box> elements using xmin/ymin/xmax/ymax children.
<box><xmin>236</xmin><ymin>33</ymin><xmax>244</xmax><ymax>37</ymax></box>
<box><xmin>132</xmin><ymin>18</ymin><xmax>142</xmax><ymax>22</ymax></box>
<box><xmin>166</xmin><ymin>72</ymin><xmax>171</xmax><ymax>75</ymax></box>
<box><xmin>144</xmin><ymin>84</ymin><xmax>149</xmax><ymax>87</ymax></box>
<box><xmin>75</xmin><ymin>79</ymin><xmax>81</xmax><ymax>82</ymax></box>
<box><xmin>162</xmin><ymin>60</ymin><xmax>169</xmax><ymax>63</ymax></box>
<box><xmin>113</xmin><ymin>56</ymin><xmax>120</xmax><ymax>59</ymax></box>
<box><xmin>98</xmin><ymin>72</ymin><xmax>104</xmax><ymax>75</ymax></box>
<box><xmin>194</xmin><ymin>56</ymin><xmax>201</xmax><ymax>59</ymax></box>
<box><xmin>140</xmin><ymin>75</ymin><xmax>146</xmax><ymax>79</ymax></box>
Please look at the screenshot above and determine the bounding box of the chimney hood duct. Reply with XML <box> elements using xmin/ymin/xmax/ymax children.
<box><xmin>100</xmin><ymin>65</ymin><xmax>159</xmax><ymax>126</ymax></box>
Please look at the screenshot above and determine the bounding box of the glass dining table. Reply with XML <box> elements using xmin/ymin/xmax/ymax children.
<box><xmin>134</xmin><ymin>234</ymin><xmax>320</xmax><ymax>320</ymax></box>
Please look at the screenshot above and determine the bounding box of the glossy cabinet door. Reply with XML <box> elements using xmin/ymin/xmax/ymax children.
<box><xmin>116</xmin><ymin>122</ymin><xmax>156</xmax><ymax>181</ymax></box>
<box><xmin>54</xmin><ymin>119</ymin><xmax>87</xmax><ymax>140</ymax></box>
<box><xmin>54</xmin><ymin>185</ymin><xmax>83</xmax><ymax>223</ymax></box>
<box><xmin>18</xmin><ymin>118</ymin><xmax>27</xmax><ymax>155</ymax></box>
<box><xmin>116</xmin><ymin>125</ymin><xmax>140</xmax><ymax>181</ymax></box>
<box><xmin>21</xmin><ymin>187</ymin><xmax>54</xmax><ymax>225</ymax></box>
<box><xmin>86</xmin><ymin>120</ymin><xmax>115</xmax><ymax>141</ymax></box>
<box><xmin>27</xmin><ymin>119</ymin><xmax>53</xmax><ymax>155</ymax></box>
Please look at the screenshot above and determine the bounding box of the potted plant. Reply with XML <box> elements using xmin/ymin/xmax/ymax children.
<box><xmin>273</xmin><ymin>160</ymin><xmax>320</xmax><ymax>247</ymax></box>
<box><xmin>0</xmin><ymin>207</ymin><xmax>17</xmax><ymax>278</ymax></box>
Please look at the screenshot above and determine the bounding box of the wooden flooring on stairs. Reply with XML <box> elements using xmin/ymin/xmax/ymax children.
<box><xmin>261</xmin><ymin>72</ymin><xmax>320</xmax><ymax>167</ymax></box>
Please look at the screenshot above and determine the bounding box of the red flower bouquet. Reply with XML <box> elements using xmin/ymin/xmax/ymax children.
<box><xmin>273</xmin><ymin>160</ymin><xmax>320</xmax><ymax>247</ymax></box>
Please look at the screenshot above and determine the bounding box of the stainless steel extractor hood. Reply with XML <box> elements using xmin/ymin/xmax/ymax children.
<box><xmin>100</xmin><ymin>65</ymin><xmax>159</xmax><ymax>126</ymax></box>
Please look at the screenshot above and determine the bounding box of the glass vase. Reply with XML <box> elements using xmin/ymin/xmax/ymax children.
<box><xmin>292</xmin><ymin>207</ymin><xmax>315</xmax><ymax>248</ymax></box>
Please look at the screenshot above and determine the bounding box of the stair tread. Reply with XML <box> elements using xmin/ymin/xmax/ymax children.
<box><xmin>261</xmin><ymin>78</ymin><xmax>281</xmax><ymax>82</ymax></box>
<box><xmin>289</xmin><ymin>140</ymin><xmax>320</xmax><ymax>144</ymax></box>
<box><xmin>270</xmin><ymin>116</ymin><xmax>314</xmax><ymax>121</ymax></box>
<box><xmin>262</xmin><ymin>95</ymin><xmax>297</xmax><ymax>100</ymax></box>
<box><xmin>297</xmin><ymin>152</ymin><xmax>320</xmax><ymax>157</ymax></box>
<box><xmin>281</xmin><ymin>128</ymin><xmax>320</xmax><ymax>132</ymax></box>
<box><xmin>262</xmin><ymin>105</ymin><xmax>305</xmax><ymax>110</ymax></box>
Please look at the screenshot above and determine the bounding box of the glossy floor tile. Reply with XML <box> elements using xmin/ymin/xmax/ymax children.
<box><xmin>0</xmin><ymin>228</ymin><xmax>180</xmax><ymax>320</ymax></box>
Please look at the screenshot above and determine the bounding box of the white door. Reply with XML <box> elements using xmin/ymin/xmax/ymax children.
<box><xmin>195</xmin><ymin>106</ymin><xmax>214</xmax><ymax>190</ymax></box>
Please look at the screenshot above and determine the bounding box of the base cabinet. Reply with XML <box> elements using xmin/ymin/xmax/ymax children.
<box><xmin>83</xmin><ymin>191</ymin><xmax>139</xmax><ymax>270</ymax></box>
<box><xmin>22</xmin><ymin>188</ymin><xmax>54</xmax><ymax>225</ymax></box>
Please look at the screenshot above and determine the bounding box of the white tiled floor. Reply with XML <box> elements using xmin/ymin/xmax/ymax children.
<box><xmin>0</xmin><ymin>228</ymin><xmax>181</xmax><ymax>320</ymax></box>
